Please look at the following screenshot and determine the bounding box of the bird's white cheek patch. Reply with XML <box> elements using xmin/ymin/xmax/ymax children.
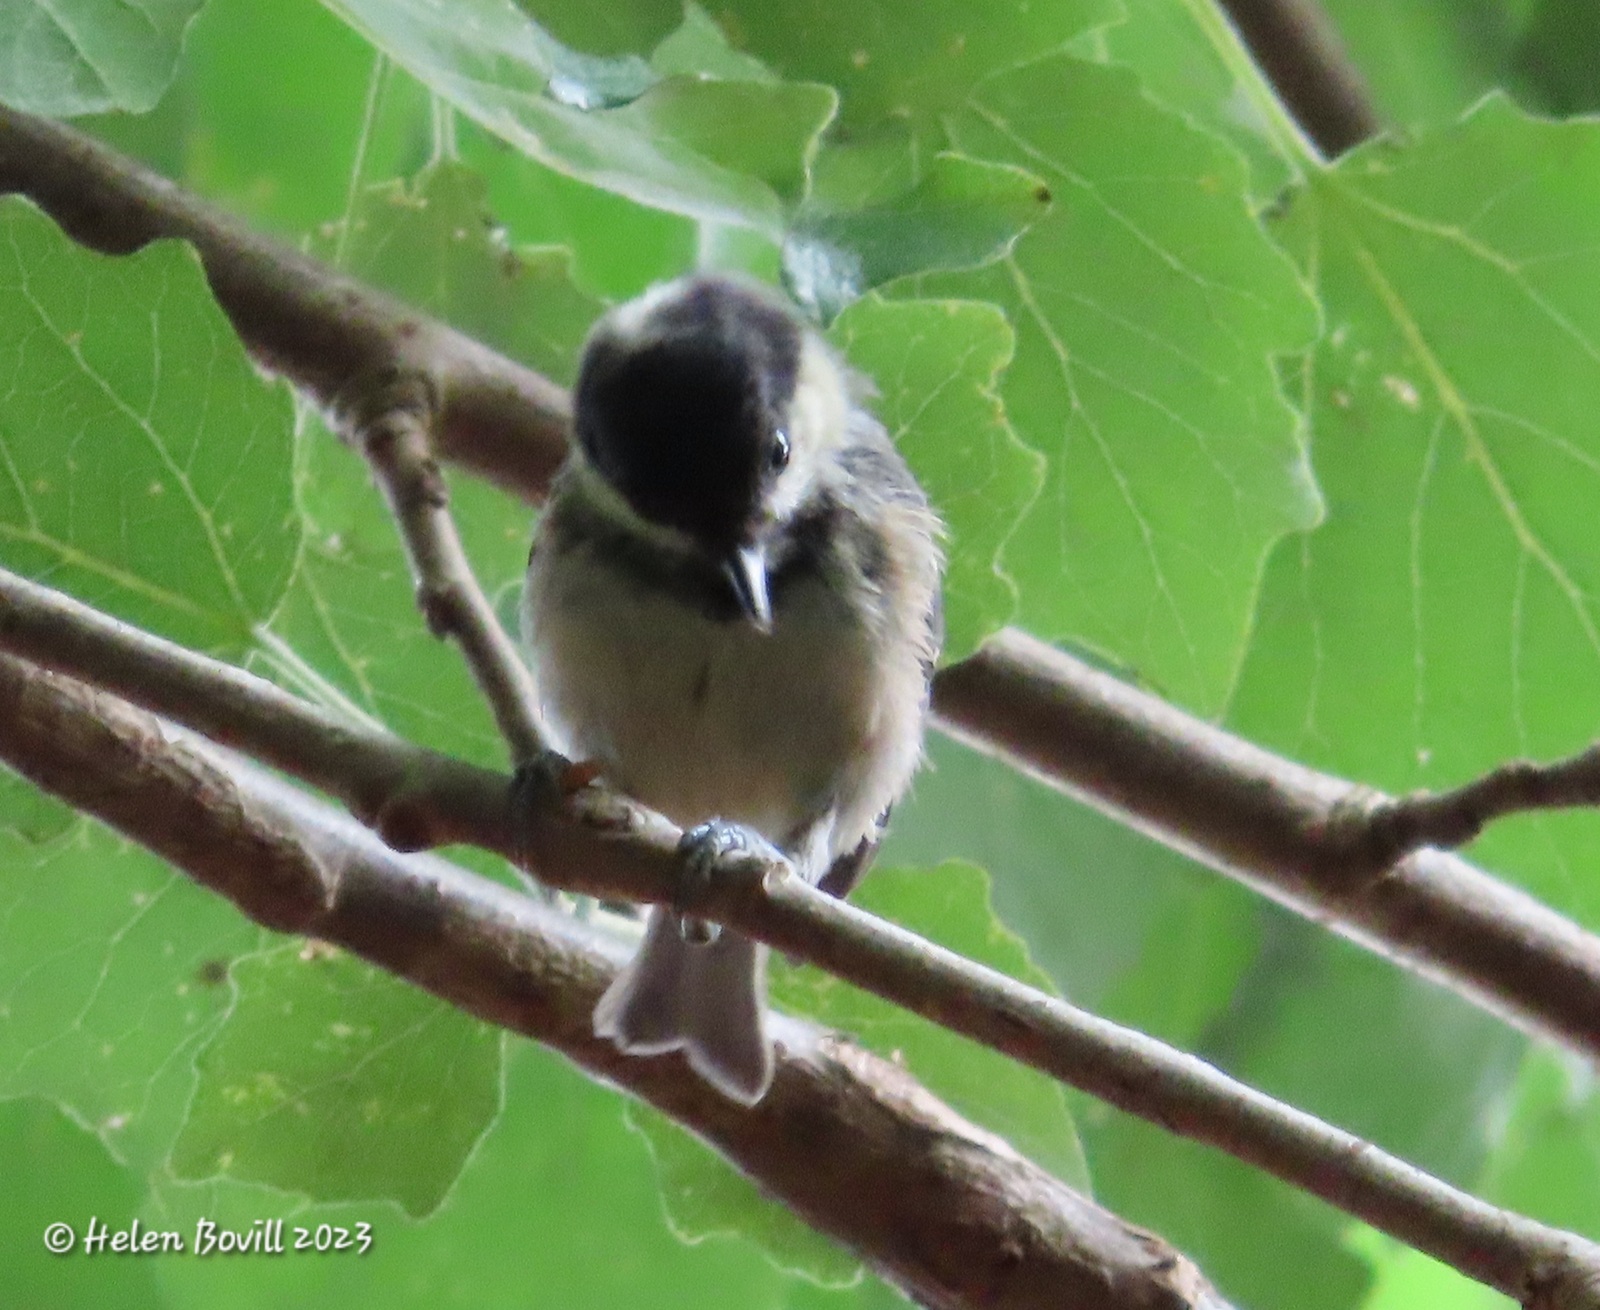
<box><xmin>770</xmin><ymin>338</ymin><xmax>851</xmax><ymax>523</ymax></box>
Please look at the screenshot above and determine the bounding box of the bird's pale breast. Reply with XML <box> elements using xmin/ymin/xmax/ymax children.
<box><xmin>523</xmin><ymin>540</ymin><xmax>918</xmax><ymax>872</ymax></box>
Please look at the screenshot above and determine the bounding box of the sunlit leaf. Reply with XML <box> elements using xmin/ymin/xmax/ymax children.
<box><xmin>1233</xmin><ymin>97</ymin><xmax>1600</xmax><ymax>925</ymax></box>
<box><xmin>916</xmin><ymin>56</ymin><xmax>1322</xmax><ymax>712</ymax></box>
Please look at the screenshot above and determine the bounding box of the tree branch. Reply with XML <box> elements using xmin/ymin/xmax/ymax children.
<box><xmin>1213</xmin><ymin>0</ymin><xmax>1383</xmax><ymax>156</ymax></box>
<box><xmin>0</xmin><ymin>650</ymin><xmax>1234</xmax><ymax>1310</ymax></box>
<box><xmin>932</xmin><ymin>633</ymin><xmax>1600</xmax><ymax>1057</ymax></box>
<box><xmin>338</xmin><ymin>371</ymin><xmax>548</xmax><ymax>765</ymax></box>
<box><xmin>1364</xmin><ymin>746</ymin><xmax>1600</xmax><ymax>862</ymax></box>
<box><xmin>6</xmin><ymin>105</ymin><xmax>1589</xmax><ymax>1066</ymax></box>
<box><xmin>2</xmin><ymin>566</ymin><xmax>1597</xmax><ymax>1308</ymax></box>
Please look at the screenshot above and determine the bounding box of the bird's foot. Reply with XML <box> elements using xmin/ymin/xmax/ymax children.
<box><xmin>512</xmin><ymin>748</ymin><xmax>602</xmax><ymax>808</ymax></box>
<box><xmin>673</xmin><ymin>820</ymin><xmax>784</xmax><ymax>944</ymax></box>
<box><xmin>508</xmin><ymin>749</ymin><xmax>605</xmax><ymax>895</ymax></box>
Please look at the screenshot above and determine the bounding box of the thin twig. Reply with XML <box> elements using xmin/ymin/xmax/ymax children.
<box><xmin>0</xmin><ymin>651</ymin><xmax>1234</xmax><ymax>1310</ymax></box>
<box><xmin>1365</xmin><ymin>748</ymin><xmax>1600</xmax><ymax>862</ymax></box>
<box><xmin>0</xmin><ymin>568</ymin><xmax>1597</xmax><ymax>1307</ymax></box>
<box><xmin>1214</xmin><ymin>0</ymin><xmax>1383</xmax><ymax>156</ymax></box>
<box><xmin>338</xmin><ymin>371</ymin><xmax>547</xmax><ymax>765</ymax></box>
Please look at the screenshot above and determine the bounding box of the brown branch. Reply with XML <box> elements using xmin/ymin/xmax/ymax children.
<box><xmin>932</xmin><ymin>632</ymin><xmax>1600</xmax><ymax>1057</ymax></box>
<box><xmin>0</xmin><ymin>651</ymin><xmax>1234</xmax><ymax>1310</ymax></box>
<box><xmin>1214</xmin><ymin>0</ymin><xmax>1383</xmax><ymax>156</ymax></box>
<box><xmin>2</xmin><ymin>567</ymin><xmax>1598</xmax><ymax>1308</ymax></box>
<box><xmin>1365</xmin><ymin>746</ymin><xmax>1600</xmax><ymax>861</ymax></box>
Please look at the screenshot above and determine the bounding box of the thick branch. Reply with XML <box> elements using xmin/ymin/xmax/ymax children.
<box><xmin>932</xmin><ymin>633</ymin><xmax>1600</xmax><ymax>1057</ymax></box>
<box><xmin>1214</xmin><ymin>0</ymin><xmax>1382</xmax><ymax>156</ymax></box>
<box><xmin>0</xmin><ymin>652</ymin><xmax>1231</xmax><ymax>1310</ymax></box>
<box><xmin>2</xmin><ymin>567</ymin><xmax>1597</xmax><ymax>1308</ymax></box>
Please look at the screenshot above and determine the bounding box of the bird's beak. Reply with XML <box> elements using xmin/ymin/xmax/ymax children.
<box><xmin>722</xmin><ymin>544</ymin><xmax>773</xmax><ymax>634</ymax></box>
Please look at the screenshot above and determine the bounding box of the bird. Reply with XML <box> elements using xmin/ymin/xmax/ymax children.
<box><xmin>520</xmin><ymin>273</ymin><xmax>944</xmax><ymax>1104</ymax></box>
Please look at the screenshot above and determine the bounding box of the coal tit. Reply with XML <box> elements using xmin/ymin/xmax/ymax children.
<box><xmin>521</xmin><ymin>275</ymin><xmax>943</xmax><ymax>1103</ymax></box>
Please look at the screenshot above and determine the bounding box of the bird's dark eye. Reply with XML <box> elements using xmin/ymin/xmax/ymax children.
<box><xmin>769</xmin><ymin>430</ymin><xmax>791</xmax><ymax>473</ymax></box>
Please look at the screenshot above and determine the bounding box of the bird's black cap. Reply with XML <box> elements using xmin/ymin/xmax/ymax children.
<box><xmin>574</xmin><ymin>277</ymin><xmax>802</xmax><ymax>552</ymax></box>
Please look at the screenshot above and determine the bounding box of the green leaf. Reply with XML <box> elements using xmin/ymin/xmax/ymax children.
<box><xmin>1478</xmin><ymin>1048</ymin><xmax>1600</xmax><ymax>1236</ymax></box>
<box><xmin>1231</xmin><ymin>97</ymin><xmax>1600</xmax><ymax>922</ymax></box>
<box><xmin>1313</xmin><ymin>1</ymin><xmax>1600</xmax><ymax>130</ymax></box>
<box><xmin>321</xmin><ymin>160</ymin><xmax>606</xmax><ymax>382</ymax></box>
<box><xmin>1316</xmin><ymin>0</ymin><xmax>1538</xmax><ymax>127</ymax></box>
<box><xmin>1086</xmin><ymin>0</ymin><xmax>1311</xmax><ymax>197</ymax></box>
<box><xmin>628</xmin><ymin>1105</ymin><xmax>862</xmax><ymax>1286</ymax></box>
<box><xmin>707</xmin><ymin>0</ymin><xmax>1117</xmax><ymax>139</ymax></box>
<box><xmin>1349</xmin><ymin>1227</ymin><xmax>1516</xmax><ymax>1310</ymax></box>
<box><xmin>0</xmin><ymin>825</ymin><xmax>260</xmax><ymax>1173</ymax></box>
<box><xmin>78</xmin><ymin>0</ymin><xmax>438</xmax><ymax>241</ymax></box>
<box><xmin>264</xmin><ymin>430</ymin><xmax>524</xmax><ymax>767</ymax></box>
<box><xmin>0</xmin><ymin>0</ymin><xmax>203</xmax><ymax>116</ymax></box>
<box><xmin>171</xmin><ymin>945</ymin><xmax>503</xmax><ymax>1218</ymax></box>
<box><xmin>916</xmin><ymin>56</ymin><xmax>1321</xmax><ymax>712</ymax></box>
<box><xmin>1215</xmin><ymin>925</ymin><xmax>1525</xmax><ymax>1186</ymax></box>
<box><xmin>179</xmin><ymin>0</ymin><xmax>436</xmax><ymax>238</ymax></box>
<box><xmin>318</xmin><ymin>0</ymin><xmax>833</xmax><ymax>230</ymax></box>
<box><xmin>789</xmin><ymin>155</ymin><xmax>1052</xmax><ymax>321</ymax></box>
<box><xmin>1083</xmin><ymin>1112</ymin><xmax>1373</xmax><ymax>1310</ymax></box>
<box><xmin>1503</xmin><ymin>0</ymin><xmax>1600</xmax><ymax>117</ymax></box>
<box><xmin>611</xmin><ymin>78</ymin><xmax>836</xmax><ymax>206</ymax></box>
<box><xmin>886</xmin><ymin>730</ymin><xmax>1261</xmax><ymax>1053</ymax></box>
<box><xmin>148</xmin><ymin>1043</ymin><xmax>905</xmax><ymax>1309</ymax></box>
<box><xmin>650</xmin><ymin>3</ymin><xmax>778</xmax><ymax>83</ymax></box>
<box><xmin>828</xmin><ymin>297</ymin><xmax>1043</xmax><ymax>661</ymax></box>
<box><xmin>0</xmin><ymin>764</ymin><xmax>79</xmax><ymax>844</ymax></box>
<box><xmin>0</xmin><ymin>1098</ymin><xmax>165</xmax><ymax>1310</ymax></box>
<box><xmin>458</xmin><ymin>118</ymin><xmax>697</xmax><ymax>299</ymax></box>
<box><xmin>0</xmin><ymin>198</ymin><xmax>299</xmax><ymax>658</ymax></box>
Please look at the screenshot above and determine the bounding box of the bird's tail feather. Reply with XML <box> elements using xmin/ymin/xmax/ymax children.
<box><xmin>594</xmin><ymin>909</ymin><xmax>772</xmax><ymax>1104</ymax></box>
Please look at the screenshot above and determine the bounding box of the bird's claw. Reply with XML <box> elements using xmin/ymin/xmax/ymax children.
<box><xmin>512</xmin><ymin>748</ymin><xmax>601</xmax><ymax>809</ymax></box>
<box><xmin>673</xmin><ymin>819</ymin><xmax>783</xmax><ymax>943</ymax></box>
<box><xmin>508</xmin><ymin>749</ymin><xmax>605</xmax><ymax>897</ymax></box>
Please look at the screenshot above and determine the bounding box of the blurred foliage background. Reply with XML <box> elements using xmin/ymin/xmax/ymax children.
<box><xmin>3</xmin><ymin>1</ymin><xmax>1600</xmax><ymax>1307</ymax></box>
